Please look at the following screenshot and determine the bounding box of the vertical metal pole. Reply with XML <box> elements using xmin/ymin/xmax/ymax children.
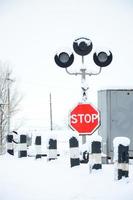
<box><xmin>81</xmin><ymin>56</ymin><xmax>87</xmax><ymax>144</ymax></box>
<box><xmin>50</xmin><ymin>93</ymin><xmax>53</xmax><ymax>131</ymax></box>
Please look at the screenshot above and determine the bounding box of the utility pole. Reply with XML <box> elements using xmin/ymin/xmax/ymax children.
<box><xmin>49</xmin><ymin>93</ymin><xmax>53</xmax><ymax>131</ymax></box>
<box><xmin>6</xmin><ymin>72</ymin><xmax>14</xmax><ymax>135</ymax></box>
<box><xmin>0</xmin><ymin>104</ymin><xmax>4</xmax><ymax>154</ymax></box>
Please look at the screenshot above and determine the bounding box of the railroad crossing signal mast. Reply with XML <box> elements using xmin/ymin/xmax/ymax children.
<box><xmin>54</xmin><ymin>37</ymin><xmax>113</xmax><ymax>143</ymax></box>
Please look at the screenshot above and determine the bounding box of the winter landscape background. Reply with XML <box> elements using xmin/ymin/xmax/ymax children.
<box><xmin>0</xmin><ymin>0</ymin><xmax>133</xmax><ymax>200</ymax></box>
<box><xmin>0</xmin><ymin>0</ymin><xmax>133</xmax><ymax>131</ymax></box>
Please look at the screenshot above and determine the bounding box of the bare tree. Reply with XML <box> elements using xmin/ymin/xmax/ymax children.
<box><xmin>0</xmin><ymin>62</ymin><xmax>21</xmax><ymax>155</ymax></box>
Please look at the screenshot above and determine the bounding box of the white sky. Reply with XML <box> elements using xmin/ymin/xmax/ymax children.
<box><xmin>0</xmin><ymin>0</ymin><xmax>133</xmax><ymax>131</ymax></box>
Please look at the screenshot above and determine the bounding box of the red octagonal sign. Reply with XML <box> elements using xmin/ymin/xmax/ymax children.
<box><xmin>69</xmin><ymin>103</ymin><xmax>100</xmax><ymax>135</ymax></box>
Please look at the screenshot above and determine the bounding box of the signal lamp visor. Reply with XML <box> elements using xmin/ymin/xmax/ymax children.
<box><xmin>54</xmin><ymin>52</ymin><xmax>74</xmax><ymax>68</ymax></box>
<box><xmin>73</xmin><ymin>37</ymin><xmax>93</xmax><ymax>56</ymax></box>
<box><xmin>93</xmin><ymin>50</ymin><xmax>113</xmax><ymax>67</ymax></box>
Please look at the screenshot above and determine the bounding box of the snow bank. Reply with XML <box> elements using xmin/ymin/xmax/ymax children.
<box><xmin>0</xmin><ymin>154</ymin><xmax>133</xmax><ymax>200</ymax></box>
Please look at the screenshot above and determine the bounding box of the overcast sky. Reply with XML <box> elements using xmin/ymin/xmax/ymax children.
<box><xmin>0</xmin><ymin>0</ymin><xmax>133</xmax><ymax>131</ymax></box>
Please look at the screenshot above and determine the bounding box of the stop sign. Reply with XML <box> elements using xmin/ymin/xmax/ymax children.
<box><xmin>69</xmin><ymin>103</ymin><xmax>100</xmax><ymax>135</ymax></box>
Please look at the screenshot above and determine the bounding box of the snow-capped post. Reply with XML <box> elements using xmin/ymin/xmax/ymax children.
<box><xmin>47</xmin><ymin>137</ymin><xmax>57</xmax><ymax>161</ymax></box>
<box><xmin>7</xmin><ymin>134</ymin><xmax>14</xmax><ymax>155</ymax></box>
<box><xmin>35</xmin><ymin>136</ymin><xmax>42</xmax><ymax>159</ymax></box>
<box><xmin>7</xmin><ymin>131</ymin><xmax>18</xmax><ymax>155</ymax></box>
<box><xmin>113</xmin><ymin>137</ymin><xmax>130</xmax><ymax>180</ymax></box>
<box><xmin>18</xmin><ymin>134</ymin><xmax>27</xmax><ymax>158</ymax></box>
<box><xmin>69</xmin><ymin>136</ymin><xmax>80</xmax><ymax>167</ymax></box>
<box><xmin>27</xmin><ymin>133</ymin><xmax>32</xmax><ymax>147</ymax></box>
<box><xmin>89</xmin><ymin>135</ymin><xmax>102</xmax><ymax>171</ymax></box>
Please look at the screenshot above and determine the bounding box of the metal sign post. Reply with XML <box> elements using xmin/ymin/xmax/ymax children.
<box><xmin>66</xmin><ymin>56</ymin><xmax>101</xmax><ymax>144</ymax></box>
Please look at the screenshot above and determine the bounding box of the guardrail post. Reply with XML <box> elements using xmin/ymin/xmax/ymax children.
<box><xmin>7</xmin><ymin>134</ymin><xmax>14</xmax><ymax>155</ymax></box>
<box><xmin>113</xmin><ymin>137</ymin><xmax>130</xmax><ymax>180</ymax></box>
<box><xmin>18</xmin><ymin>134</ymin><xmax>27</xmax><ymax>158</ymax></box>
<box><xmin>69</xmin><ymin>136</ymin><xmax>80</xmax><ymax>167</ymax></box>
<box><xmin>47</xmin><ymin>138</ymin><xmax>57</xmax><ymax>161</ymax></box>
<box><xmin>89</xmin><ymin>135</ymin><xmax>102</xmax><ymax>172</ymax></box>
<box><xmin>35</xmin><ymin>136</ymin><xmax>42</xmax><ymax>159</ymax></box>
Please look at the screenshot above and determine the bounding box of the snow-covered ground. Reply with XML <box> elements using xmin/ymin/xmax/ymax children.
<box><xmin>1</xmin><ymin>132</ymin><xmax>133</xmax><ymax>200</ymax></box>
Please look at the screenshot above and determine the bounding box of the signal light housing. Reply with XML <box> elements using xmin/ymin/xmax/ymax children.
<box><xmin>54</xmin><ymin>51</ymin><xmax>74</xmax><ymax>68</ymax></box>
<box><xmin>93</xmin><ymin>50</ymin><xmax>113</xmax><ymax>67</ymax></box>
<box><xmin>73</xmin><ymin>37</ymin><xmax>93</xmax><ymax>56</ymax></box>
